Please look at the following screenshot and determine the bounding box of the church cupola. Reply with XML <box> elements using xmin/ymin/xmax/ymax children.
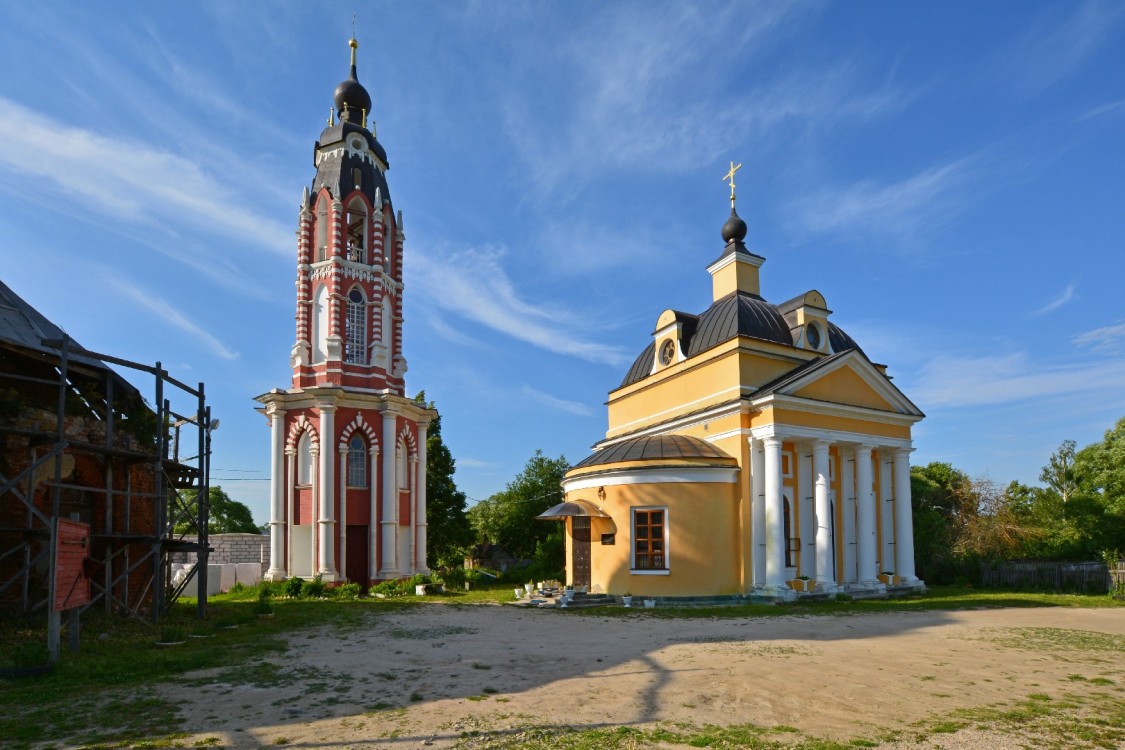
<box><xmin>708</xmin><ymin>161</ymin><xmax>765</xmax><ymax>301</ymax></box>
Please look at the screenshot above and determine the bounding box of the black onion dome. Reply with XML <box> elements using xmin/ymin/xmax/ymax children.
<box><xmin>334</xmin><ymin>39</ymin><xmax>372</xmax><ymax>124</ymax></box>
<box><xmin>827</xmin><ymin>321</ymin><xmax>863</xmax><ymax>355</ymax></box>
<box><xmin>721</xmin><ymin>207</ymin><xmax>748</xmax><ymax>245</ymax></box>
<box><xmin>686</xmin><ymin>292</ymin><xmax>793</xmax><ymax>356</ymax></box>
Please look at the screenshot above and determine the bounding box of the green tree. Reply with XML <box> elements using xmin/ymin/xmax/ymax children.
<box><xmin>1039</xmin><ymin>439</ymin><xmax>1078</xmax><ymax>507</ymax></box>
<box><xmin>414</xmin><ymin>393</ymin><xmax>473</xmax><ymax>568</ymax></box>
<box><xmin>467</xmin><ymin>450</ymin><xmax>569</xmax><ymax>562</ymax></box>
<box><xmin>173</xmin><ymin>486</ymin><xmax>259</xmax><ymax>534</ymax></box>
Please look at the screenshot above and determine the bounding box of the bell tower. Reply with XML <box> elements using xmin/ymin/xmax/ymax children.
<box><xmin>256</xmin><ymin>37</ymin><xmax>435</xmax><ymax>585</ymax></box>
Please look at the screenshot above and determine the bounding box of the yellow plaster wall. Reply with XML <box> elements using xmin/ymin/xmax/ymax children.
<box><xmin>764</xmin><ymin>408</ymin><xmax>912</xmax><ymax>441</ymax></box>
<box><xmin>567</xmin><ymin>479</ymin><xmax>742</xmax><ymax>597</ymax></box>
<box><xmin>792</xmin><ymin>366</ymin><xmax>896</xmax><ymax>411</ymax></box>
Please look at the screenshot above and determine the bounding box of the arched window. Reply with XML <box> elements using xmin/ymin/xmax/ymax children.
<box><xmin>311</xmin><ymin>285</ymin><xmax>329</xmax><ymax>364</ymax></box>
<box><xmin>380</xmin><ymin>296</ymin><xmax>393</xmax><ymax>349</ymax></box>
<box><xmin>347</xmin><ymin>434</ymin><xmax>366</xmax><ymax>487</ymax></box>
<box><xmin>316</xmin><ymin>200</ymin><xmax>328</xmax><ymax>261</ymax></box>
<box><xmin>383</xmin><ymin>223</ymin><xmax>393</xmax><ymax>272</ymax></box>
<box><xmin>351</xmin><ymin>167</ymin><xmax>362</xmax><ymax>191</ymax></box>
<box><xmin>346</xmin><ymin>197</ymin><xmax>366</xmax><ymax>263</ymax></box>
<box><xmin>345</xmin><ymin>288</ymin><xmax>366</xmax><ymax>364</ymax></box>
<box><xmin>297</xmin><ymin>433</ymin><xmax>313</xmax><ymax>486</ymax></box>
<box><xmin>397</xmin><ymin>439</ymin><xmax>409</xmax><ymax>490</ymax></box>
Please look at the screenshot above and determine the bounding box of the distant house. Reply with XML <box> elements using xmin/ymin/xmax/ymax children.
<box><xmin>464</xmin><ymin>540</ymin><xmax>523</xmax><ymax>574</ymax></box>
<box><xmin>549</xmin><ymin>192</ymin><xmax>926</xmax><ymax>601</ymax></box>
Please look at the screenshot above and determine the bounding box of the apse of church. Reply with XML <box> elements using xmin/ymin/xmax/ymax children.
<box><xmin>255</xmin><ymin>37</ymin><xmax>435</xmax><ymax>585</ymax></box>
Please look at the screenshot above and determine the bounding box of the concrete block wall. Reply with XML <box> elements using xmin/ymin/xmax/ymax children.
<box><xmin>171</xmin><ymin>533</ymin><xmax>270</xmax><ymax>577</ymax></box>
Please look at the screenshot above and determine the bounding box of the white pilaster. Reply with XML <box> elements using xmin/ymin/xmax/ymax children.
<box><xmin>266</xmin><ymin>406</ymin><xmax>287</xmax><ymax>580</ymax></box>
<box><xmin>380</xmin><ymin>411</ymin><xmax>399</xmax><ymax>578</ymax></box>
<box><xmin>317</xmin><ymin>405</ymin><xmax>337</xmax><ymax>579</ymax></box>
<box><xmin>840</xmin><ymin>446</ymin><xmax>857</xmax><ymax>583</ymax></box>
<box><xmin>813</xmin><ymin>440</ymin><xmax>835</xmax><ymax>590</ymax></box>
<box><xmin>338</xmin><ymin>448</ymin><xmax>348</xmax><ymax>581</ymax></box>
<box><xmin>309</xmin><ymin>445</ymin><xmax>319</xmax><ymax>577</ymax></box>
<box><xmin>798</xmin><ymin>448</ymin><xmax>814</xmax><ymax>579</ymax></box>
<box><xmin>285</xmin><ymin>449</ymin><xmax>295</xmax><ymax>577</ymax></box>
<box><xmin>856</xmin><ymin>445</ymin><xmax>878</xmax><ymax>584</ymax></box>
<box><xmin>879</xmin><ymin>452</ymin><xmax>894</xmax><ymax>574</ymax></box>
<box><xmin>415</xmin><ymin>423</ymin><xmax>429</xmax><ymax>574</ymax></box>
<box><xmin>749</xmin><ymin>437</ymin><xmax>766</xmax><ymax>587</ymax></box>
<box><xmin>894</xmin><ymin>448</ymin><xmax>918</xmax><ymax>582</ymax></box>
<box><xmin>368</xmin><ymin>445</ymin><xmax>379</xmax><ymax>583</ymax></box>
<box><xmin>763</xmin><ymin>436</ymin><xmax>786</xmax><ymax>587</ymax></box>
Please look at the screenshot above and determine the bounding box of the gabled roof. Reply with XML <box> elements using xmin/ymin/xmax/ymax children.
<box><xmin>751</xmin><ymin>348</ymin><xmax>924</xmax><ymax>418</ymax></box>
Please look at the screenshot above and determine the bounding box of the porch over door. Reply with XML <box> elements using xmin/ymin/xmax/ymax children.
<box><xmin>572</xmin><ymin>517</ymin><xmax>591</xmax><ymax>587</ymax></box>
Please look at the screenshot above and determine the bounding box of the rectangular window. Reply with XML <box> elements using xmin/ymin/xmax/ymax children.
<box><xmin>345</xmin><ymin>299</ymin><xmax>366</xmax><ymax>364</ymax></box>
<box><xmin>632</xmin><ymin>508</ymin><xmax>667</xmax><ymax>571</ymax></box>
<box><xmin>347</xmin><ymin>447</ymin><xmax>366</xmax><ymax>487</ymax></box>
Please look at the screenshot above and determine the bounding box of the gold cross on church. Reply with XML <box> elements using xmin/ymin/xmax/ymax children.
<box><xmin>723</xmin><ymin>161</ymin><xmax>743</xmax><ymax>207</ymax></box>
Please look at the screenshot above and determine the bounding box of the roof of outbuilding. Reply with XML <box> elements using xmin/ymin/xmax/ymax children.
<box><xmin>572</xmin><ymin>433</ymin><xmax>734</xmax><ymax>470</ymax></box>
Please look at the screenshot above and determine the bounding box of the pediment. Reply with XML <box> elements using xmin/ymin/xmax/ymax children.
<box><xmin>757</xmin><ymin>350</ymin><xmax>923</xmax><ymax>417</ymax></box>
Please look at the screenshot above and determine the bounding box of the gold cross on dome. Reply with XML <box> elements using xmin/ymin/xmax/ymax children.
<box><xmin>723</xmin><ymin>160</ymin><xmax>743</xmax><ymax>207</ymax></box>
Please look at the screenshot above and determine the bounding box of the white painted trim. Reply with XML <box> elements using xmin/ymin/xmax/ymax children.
<box><xmin>756</xmin><ymin>393</ymin><xmax>922</xmax><ymax>426</ymax></box>
<box><xmin>748</xmin><ymin>423</ymin><xmax>914</xmax><ymax>451</ymax></box>
<box><xmin>562</xmin><ymin>467</ymin><xmax>739</xmax><ymax>492</ymax></box>
<box><xmin>630</xmin><ymin>569</ymin><xmax>671</xmax><ymax>576</ymax></box>
<box><xmin>756</xmin><ymin>350</ymin><xmax>923</xmax><ymax>417</ymax></box>
<box><xmin>705</xmin><ymin>250</ymin><xmax>764</xmax><ymax>276</ymax></box>
<box><xmin>599</xmin><ymin>399</ymin><xmax>742</xmax><ymax>445</ymax></box>
<box><xmin>608</xmin><ymin>385</ymin><xmax>742</xmax><ymax>434</ymax></box>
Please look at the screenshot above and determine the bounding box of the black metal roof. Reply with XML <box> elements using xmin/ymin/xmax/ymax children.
<box><xmin>572</xmin><ymin>433</ymin><xmax>734</xmax><ymax>470</ymax></box>
<box><xmin>311</xmin><ymin>122</ymin><xmax>392</xmax><ymax>208</ymax></box>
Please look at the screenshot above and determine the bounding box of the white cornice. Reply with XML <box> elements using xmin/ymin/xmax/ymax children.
<box><xmin>747</xmin><ymin>422</ymin><xmax>913</xmax><ymax>451</ymax></box>
<box><xmin>599</xmin><ymin>399</ymin><xmax>743</xmax><ymax>447</ymax></box>
<box><xmin>706</xmin><ymin>250</ymin><xmax>764</xmax><ymax>276</ymax></box>
<box><xmin>563</xmin><ymin>466</ymin><xmax>739</xmax><ymax>491</ymax></box>
<box><xmin>754</xmin><ymin>393</ymin><xmax>923</xmax><ymax>426</ymax></box>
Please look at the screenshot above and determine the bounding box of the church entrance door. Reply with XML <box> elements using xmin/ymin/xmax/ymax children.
<box><xmin>572</xmin><ymin>517</ymin><xmax>591</xmax><ymax>587</ymax></box>
<box><xmin>346</xmin><ymin>526</ymin><xmax>368</xmax><ymax>587</ymax></box>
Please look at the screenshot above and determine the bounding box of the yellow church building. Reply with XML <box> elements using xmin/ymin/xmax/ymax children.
<box><xmin>551</xmin><ymin>167</ymin><xmax>926</xmax><ymax>601</ymax></box>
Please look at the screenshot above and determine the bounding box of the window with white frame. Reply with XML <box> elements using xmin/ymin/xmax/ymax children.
<box><xmin>632</xmin><ymin>507</ymin><xmax>667</xmax><ymax>570</ymax></box>
<box><xmin>316</xmin><ymin>200</ymin><xmax>328</xmax><ymax>261</ymax></box>
<box><xmin>297</xmin><ymin>433</ymin><xmax>313</xmax><ymax>486</ymax></box>
<box><xmin>345</xmin><ymin>288</ymin><xmax>366</xmax><ymax>364</ymax></box>
<box><xmin>347</xmin><ymin>434</ymin><xmax>366</xmax><ymax>487</ymax></box>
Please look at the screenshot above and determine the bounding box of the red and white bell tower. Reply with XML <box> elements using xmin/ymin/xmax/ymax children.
<box><xmin>256</xmin><ymin>37</ymin><xmax>435</xmax><ymax>584</ymax></box>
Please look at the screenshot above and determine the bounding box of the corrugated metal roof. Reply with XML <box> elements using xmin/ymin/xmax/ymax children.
<box><xmin>572</xmin><ymin>433</ymin><xmax>734</xmax><ymax>469</ymax></box>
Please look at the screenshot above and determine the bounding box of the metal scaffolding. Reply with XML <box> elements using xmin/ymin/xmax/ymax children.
<box><xmin>0</xmin><ymin>330</ymin><xmax>211</xmax><ymax>659</ymax></box>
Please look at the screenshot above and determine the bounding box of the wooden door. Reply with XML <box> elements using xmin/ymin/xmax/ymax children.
<box><xmin>572</xmin><ymin>517</ymin><xmax>591</xmax><ymax>587</ymax></box>
<box><xmin>346</xmin><ymin>526</ymin><xmax>369</xmax><ymax>587</ymax></box>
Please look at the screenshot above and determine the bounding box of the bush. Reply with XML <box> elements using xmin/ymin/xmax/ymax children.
<box><xmin>333</xmin><ymin>582</ymin><xmax>362</xmax><ymax>599</ymax></box>
<box><xmin>437</xmin><ymin>566</ymin><xmax>466</xmax><ymax>588</ymax></box>
<box><xmin>8</xmin><ymin>641</ymin><xmax>49</xmax><ymax>668</ymax></box>
<box><xmin>284</xmin><ymin>576</ymin><xmax>304</xmax><ymax>599</ymax></box>
<box><xmin>301</xmin><ymin>575</ymin><xmax>327</xmax><ymax>599</ymax></box>
<box><xmin>252</xmin><ymin>587</ymin><xmax>273</xmax><ymax>615</ymax></box>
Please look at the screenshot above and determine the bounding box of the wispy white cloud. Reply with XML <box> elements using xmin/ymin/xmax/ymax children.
<box><xmin>1000</xmin><ymin>0</ymin><xmax>1125</xmax><ymax>97</ymax></box>
<box><xmin>1072</xmin><ymin>321</ymin><xmax>1125</xmax><ymax>354</ymax></box>
<box><xmin>792</xmin><ymin>157</ymin><xmax>974</xmax><ymax>241</ymax></box>
<box><xmin>520</xmin><ymin>385</ymin><xmax>594</xmax><ymax>417</ymax></box>
<box><xmin>1074</xmin><ymin>98</ymin><xmax>1125</xmax><ymax>124</ymax></box>
<box><xmin>1030</xmin><ymin>282</ymin><xmax>1078</xmax><ymax>317</ymax></box>
<box><xmin>408</xmin><ymin>244</ymin><xmax>631</xmax><ymax>367</ymax></box>
<box><xmin>104</xmin><ymin>276</ymin><xmax>239</xmax><ymax>360</ymax></box>
<box><xmin>0</xmin><ymin>97</ymin><xmax>292</xmax><ymax>256</ymax></box>
<box><xmin>910</xmin><ymin>351</ymin><xmax>1125</xmax><ymax>409</ymax></box>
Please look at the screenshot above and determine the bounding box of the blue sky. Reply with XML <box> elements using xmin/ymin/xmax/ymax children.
<box><xmin>2</xmin><ymin>2</ymin><xmax>1123</xmax><ymax>525</ymax></box>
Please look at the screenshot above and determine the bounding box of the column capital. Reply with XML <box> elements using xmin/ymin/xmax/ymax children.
<box><xmin>265</xmin><ymin>403</ymin><xmax>287</xmax><ymax>418</ymax></box>
<box><xmin>812</xmin><ymin>438</ymin><xmax>830</xmax><ymax>453</ymax></box>
<box><xmin>894</xmin><ymin>446</ymin><xmax>916</xmax><ymax>458</ymax></box>
<box><xmin>762</xmin><ymin>435</ymin><xmax>783</xmax><ymax>449</ymax></box>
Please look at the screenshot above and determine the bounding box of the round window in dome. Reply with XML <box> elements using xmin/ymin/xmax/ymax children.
<box><xmin>659</xmin><ymin>339</ymin><xmax>676</xmax><ymax>366</ymax></box>
<box><xmin>805</xmin><ymin>322</ymin><xmax>821</xmax><ymax>349</ymax></box>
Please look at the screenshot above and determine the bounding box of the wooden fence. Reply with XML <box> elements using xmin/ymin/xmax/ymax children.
<box><xmin>979</xmin><ymin>560</ymin><xmax>1118</xmax><ymax>594</ymax></box>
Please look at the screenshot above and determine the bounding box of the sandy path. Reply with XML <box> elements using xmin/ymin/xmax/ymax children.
<box><xmin>159</xmin><ymin>605</ymin><xmax>1125</xmax><ymax>748</ymax></box>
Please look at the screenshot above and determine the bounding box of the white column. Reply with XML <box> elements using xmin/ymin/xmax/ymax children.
<box><xmin>813</xmin><ymin>440</ymin><xmax>834</xmax><ymax>589</ymax></box>
<box><xmin>749</xmin><ymin>437</ymin><xmax>766</xmax><ymax>586</ymax></box>
<box><xmin>798</xmin><ymin>449</ymin><xmax>813</xmax><ymax>578</ymax></box>
<box><xmin>856</xmin><ymin>445</ymin><xmax>878</xmax><ymax>584</ymax></box>
<box><xmin>763</xmin><ymin>436</ymin><xmax>786</xmax><ymax>587</ymax></box>
<box><xmin>338</xmin><ymin>448</ymin><xmax>348</xmax><ymax>581</ymax></box>
<box><xmin>317</xmin><ymin>406</ymin><xmax>337</xmax><ymax>579</ymax></box>
<box><xmin>266</xmin><ymin>406</ymin><xmax>287</xmax><ymax>580</ymax></box>
<box><xmin>894</xmin><ymin>448</ymin><xmax>918</xmax><ymax>582</ymax></box>
<box><xmin>415</xmin><ymin>423</ymin><xmax>429</xmax><ymax>574</ymax></box>
<box><xmin>403</xmin><ymin>455</ymin><xmax>417</xmax><ymax>573</ymax></box>
<box><xmin>309</xmin><ymin>445</ymin><xmax>319</xmax><ymax>576</ymax></box>
<box><xmin>368</xmin><ymin>445</ymin><xmax>379</xmax><ymax>583</ymax></box>
<box><xmin>380</xmin><ymin>412</ymin><xmax>398</xmax><ymax>577</ymax></box>
<box><xmin>285</xmin><ymin>449</ymin><xmax>295</xmax><ymax>576</ymax></box>
<box><xmin>840</xmin><ymin>447</ymin><xmax>857</xmax><ymax>583</ymax></box>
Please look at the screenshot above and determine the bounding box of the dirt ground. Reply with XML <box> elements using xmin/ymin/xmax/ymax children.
<box><xmin>160</xmin><ymin>604</ymin><xmax>1125</xmax><ymax>748</ymax></box>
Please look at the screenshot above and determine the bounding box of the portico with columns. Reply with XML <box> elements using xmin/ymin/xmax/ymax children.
<box><xmin>254</xmin><ymin>36</ymin><xmax>435</xmax><ymax>585</ymax></box>
<box><xmin>558</xmin><ymin>165</ymin><xmax>924</xmax><ymax>601</ymax></box>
